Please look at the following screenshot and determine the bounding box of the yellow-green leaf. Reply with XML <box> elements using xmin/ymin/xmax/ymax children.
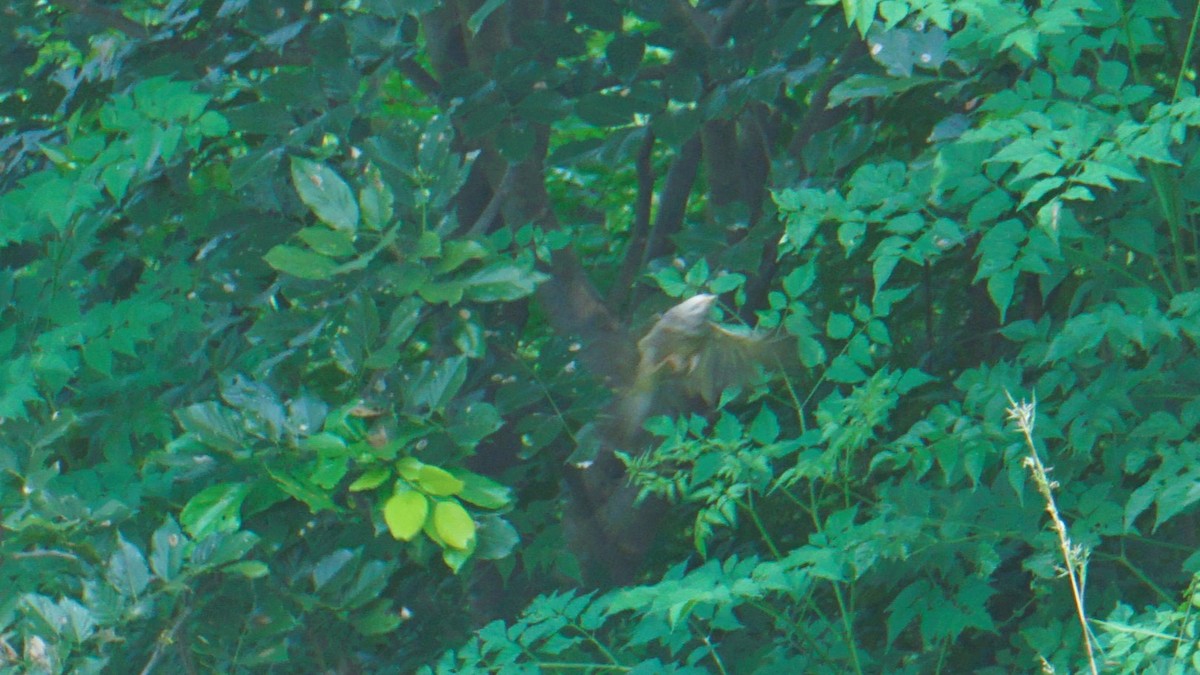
<box><xmin>348</xmin><ymin>466</ymin><xmax>391</xmax><ymax>492</ymax></box>
<box><xmin>383</xmin><ymin>490</ymin><xmax>429</xmax><ymax>541</ymax></box>
<box><xmin>418</xmin><ymin>465</ymin><xmax>464</xmax><ymax>496</ymax></box>
<box><xmin>433</xmin><ymin>500</ymin><xmax>476</xmax><ymax>550</ymax></box>
<box><xmin>396</xmin><ymin>457</ymin><xmax>423</xmax><ymax>481</ymax></box>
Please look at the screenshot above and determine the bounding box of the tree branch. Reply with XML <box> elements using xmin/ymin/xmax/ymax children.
<box><xmin>640</xmin><ymin>133</ymin><xmax>703</xmax><ymax>274</ymax></box>
<box><xmin>398</xmin><ymin>56</ymin><xmax>443</xmax><ymax>101</ymax></box>
<box><xmin>609</xmin><ymin>128</ymin><xmax>656</xmax><ymax>314</ymax></box>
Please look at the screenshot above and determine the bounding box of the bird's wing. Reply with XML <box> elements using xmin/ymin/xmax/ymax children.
<box><xmin>687</xmin><ymin>324</ymin><xmax>778</xmax><ymax>405</ymax></box>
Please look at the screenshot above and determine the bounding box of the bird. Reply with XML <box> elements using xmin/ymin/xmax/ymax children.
<box><xmin>562</xmin><ymin>293</ymin><xmax>781</xmax><ymax>583</ymax></box>
<box><xmin>617</xmin><ymin>294</ymin><xmax>775</xmax><ymax>439</ymax></box>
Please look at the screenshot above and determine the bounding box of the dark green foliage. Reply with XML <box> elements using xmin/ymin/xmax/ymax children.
<box><xmin>4</xmin><ymin>0</ymin><xmax>1200</xmax><ymax>672</ymax></box>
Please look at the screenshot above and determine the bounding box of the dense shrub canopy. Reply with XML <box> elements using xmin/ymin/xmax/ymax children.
<box><xmin>3</xmin><ymin>0</ymin><xmax>1200</xmax><ymax>672</ymax></box>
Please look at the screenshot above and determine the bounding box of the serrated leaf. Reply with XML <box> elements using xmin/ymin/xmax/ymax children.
<box><xmin>685</xmin><ymin>258</ymin><xmax>710</xmax><ymax>286</ymax></box>
<box><xmin>107</xmin><ymin>535</ymin><xmax>150</xmax><ymax>597</ymax></box>
<box><xmin>81</xmin><ymin>336</ymin><xmax>113</xmax><ymax>376</ymax></box>
<box><xmin>0</xmin><ymin>356</ymin><xmax>39</xmax><ymax>420</ymax></box>
<box><xmin>750</xmin><ymin>406</ymin><xmax>780</xmax><ymax>445</ymax></box>
<box><xmin>826</xmin><ymin>313</ymin><xmax>854</xmax><ymax>340</ymax></box>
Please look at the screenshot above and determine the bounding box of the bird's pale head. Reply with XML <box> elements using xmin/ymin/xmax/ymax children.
<box><xmin>659</xmin><ymin>294</ymin><xmax>716</xmax><ymax>336</ymax></box>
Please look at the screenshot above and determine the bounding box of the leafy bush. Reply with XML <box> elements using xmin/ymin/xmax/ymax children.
<box><xmin>4</xmin><ymin>0</ymin><xmax>1200</xmax><ymax>673</ymax></box>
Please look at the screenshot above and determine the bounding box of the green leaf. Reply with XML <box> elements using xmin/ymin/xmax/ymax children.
<box><xmin>474</xmin><ymin>514</ymin><xmax>519</xmax><ymax>560</ymax></box>
<box><xmin>607</xmin><ymin>34</ymin><xmax>645</xmax><ymax>78</ymax></box>
<box><xmin>359</xmin><ymin>179</ymin><xmax>395</xmax><ymax>229</ymax></box>
<box><xmin>750</xmin><ymin>406</ymin><xmax>780</xmax><ymax>445</ymax></box>
<box><xmin>0</xmin><ymin>356</ymin><xmax>39</xmax><ymax>420</ymax></box>
<box><xmin>451</xmin><ymin>469</ymin><xmax>513</xmax><ymax>510</ymax></box>
<box><xmin>349</xmin><ymin>466</ymin><xmax>392</xmax><ymax>492</ymax></box>
<box><xmin>264</xmin><ymin>245</ymin><xmax>338</xmax><ymax>280</ymax></box>
<box><xmin>433</xmin><ymin>499</ymin><xmax>477</xmax><ymax>550</ymax></box>
<box><xmin>462</xmin><ymin>264</ymin><xmax>549</xmax><ymax>302</ymax></box>
<box><xmin>517</xmin><ymin>90</ymin><xmax>571</xmax><ymax>125</ymax></box>
<box><xmin>447</xmin><ymin>401</ymin><xmax>503</xmax><ymax>448</ymax></box>
<box><xmin>685</xmin><ymin>258</ymin><xmax>710</xmax><ymax>286</ymax></box>
<box><xmin>352</xmin><ymin>600</ymin><xmax>404</xmax><ymax>636</ymax></box>
<box><xmin>298</xmin><ymin>227</ymin><xmax>356</xmax><ymax>257</ymax></box>
<box><xmin>223</xmin><ymin>561</ymin><xmax>270</xmax><ymax>578</ymax></box>
<box><xmin>303</xmin><ymin>431</ymin><xmax>348</xmax><ymax>454</ymax></box>
<box><xmin>180</xmin><ymin>483</ymin><xmax>250</xmax><ymax>539</ymax></box>
<box><xmin>101</xmin><ymin>160</ymin><xmax>136</xmax><ymax>202</ymax></box>
<box><xmin>887</xmin><ymin>580</ymin><xmax>931</xmax><ymax>646</ymax></box>
<box><xmin>986</xmin><ymin>270</ymin><xmax>1017</xmax><ymax>322</ymax></box>
<box><xmin>268</xmin><ymin>469</ymin><xmax>339</xmax><ymax>513</ymax></box>
<box><xmin>204</xmin><ymin>531</ymin><xmax>261</xmax><ymax>567</ymax></box>
<box><xmin>408</xmin><ymin>356</ymin><xmax>468</xmax><ymax>412</ymax></box>
<box><xmin>312</xmin><ymin>549</ymin><xmax>357</xmax><ymax>594</ymax></box>
<box><xmin>436</xmin><ymin>240</ymin><xmax>489</xmax><ymax>274</ymax></box>
<box><xmin>311</xmin><ymin>453</ymin><xmax>349</xmax><ymax>488</ymax></box>
<box><xmin>827</xmin><ymin>355</ymin><xmax>867</xmax><ymax>383</ymax></box>
<box><xmin>650</xmin><ymin>267</ymin><xmax>689</xmax><ymax>297</ymax></box>
<box><xmin>826</xmin><ymin>313</ymin><xmax>854</xmax><ymax>339</ymax></box>
<box><xmin>576</xmin><ymin>91</ymin><xmax>642</xmax><ymax>127</ymax></box>
<box><xmin>419</xmin><ymin>280</ymin><xmax>466</xmax><ymax>305</ymax></box>
<box><xmin>197</xmin><ymin>110</ymin><xmax>230</xmax><ymax>136</ymax></box>
<box><xmin>290</xmin><ymin>156</ymin><xmax>360</xmax><ymax>232</ymax></box>
<box><xmin>174</xmin><ymin>401</ymin><xmax>243</xmax><ymax>453</ymax></box>
<box><xmin>340</xmin><ymin>560</ymin><xmax>393</xmax><ymax>609</ymax></box>
<box><xmin>708</xmin><ymin>272</ymin><xmax>745</xmax><ymax>294</ymax></box>
<box><xmin>81</xmin><ymin>336</ymin><xmax>113</xmax><ymax>376</ymax></box>
<box><xmin>384</xmin><ymin>490</ymin><xmax>429</xmax><ymax>541</ymax></box>
<box><xmin>417</xmin><ymin>464</ymin><xmax>465</xmax><ymax>496</ymax></box>
<box><xmin>150</xmin><ymin>517</ymin><xmax>187</xmax><ymax>582</ymax></box>
<box><xmin>837</xmin><ymin>221</ymin><xmax>866</xmax><ymax>255</ymax></box>
<box><xmin>106</xmin><ymin>535</ymin><xmax>151</xmax><ymax>597</ymax></box>
<box><xmin>58</xmin><ymin>597</ymin><xmax>96</xmax><ymax>644</ymax></box>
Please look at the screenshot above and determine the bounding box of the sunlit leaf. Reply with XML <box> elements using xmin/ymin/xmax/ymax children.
<box><xmin>384</xmin><ymin>490</ymin><xmax>429</xmax><ymax>541</ymax></box>
<box><xmin>433</xmin><ymin>499</ymin><xmax>476</xmax><ymax>550</ymax></box>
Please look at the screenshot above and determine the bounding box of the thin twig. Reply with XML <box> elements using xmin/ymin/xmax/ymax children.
<box><xmin>139</xmin><ymin>608</ymin><xmax>192</xmax><ymax>675</ymax></box>
<box><xmin>1005</xmin><ymin>392</ymin><xmax>1099</xmax><ymax>675</ymax></box>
